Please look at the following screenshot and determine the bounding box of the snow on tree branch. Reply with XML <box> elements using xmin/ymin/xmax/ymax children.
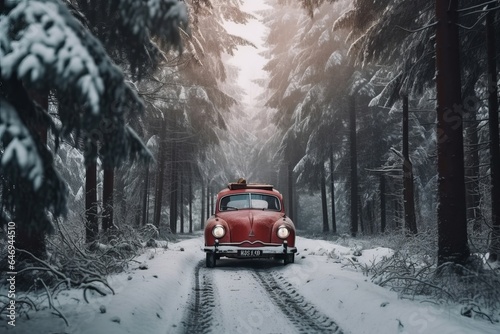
<box><xmin>118</xmin><ymin>0</ymin><xmax>188</xmax><ymax>51</ymax></box>
<box><xmin>0</xmin><ymin>0</ymin><xmax>158</xmax><ymax>165</ymax></box>
<box><xmin>0</xmin><ymin>0</ymin><xmax>104</xmax><ymax>115</ymax></box>
<box><xmin>0</xmin><ymin>99</ymin><xmax>44</xmax><ymax>191</ymax></box>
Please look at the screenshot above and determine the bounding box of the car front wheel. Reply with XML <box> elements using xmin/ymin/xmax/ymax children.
<box><xmin>206</xmin><ymin>252</ymin><xmax>216</xmax><ymax>268</ymax></box>
<box><xmin>284</xmin><ymin>253</ymin><xmax>294</xmax><ymax>265</ymax></box>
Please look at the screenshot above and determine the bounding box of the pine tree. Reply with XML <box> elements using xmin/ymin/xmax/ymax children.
<box><xmin>0</xmin><ymin>0</ymin><xmax>188</xmax><ymax>256</ymax></box>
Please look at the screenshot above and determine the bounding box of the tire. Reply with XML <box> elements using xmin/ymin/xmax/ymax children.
<box><xmin>206</xmin><ymin>252</ymin><xmax>216</xmax><ymax>268</ymax></box>
<box><xmin>284</xmin><ymin>253</ymin><xmax>294</xmax><ymax>265</ymax></box>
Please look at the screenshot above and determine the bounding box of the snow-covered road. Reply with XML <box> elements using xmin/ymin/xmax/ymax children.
<box><xmin>3</xmin><ymin>235</ymin><xmax>499</xmax><ymax>334</ymax></box>
<box><xmin>181</xmin><ymin>259</ymin><xmax>341</xmax><ymax>333</ymax></box>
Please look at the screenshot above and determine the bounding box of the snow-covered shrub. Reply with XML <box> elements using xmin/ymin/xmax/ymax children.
<box><xmin>367</xmin><ymin>228</ymin><xmax>500</xmax><ymax>322</ymax></box>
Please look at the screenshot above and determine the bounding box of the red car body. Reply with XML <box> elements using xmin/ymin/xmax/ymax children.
<box><xmin>204</xmin><ymin>183</ymin><xmax>296</xmax><ymax>267</ymax></box>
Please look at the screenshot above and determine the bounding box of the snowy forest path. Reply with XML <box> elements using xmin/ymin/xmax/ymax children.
<box><xmin>179</xmin><ymin>259</ymin><xmax>343</xmax><ymax>334</ymax></box>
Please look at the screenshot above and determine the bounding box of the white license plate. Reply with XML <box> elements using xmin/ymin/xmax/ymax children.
<box><xmin>238</xmin><ymin>250</ymin><xmax>262</xmax><ymax>257</ymax></box>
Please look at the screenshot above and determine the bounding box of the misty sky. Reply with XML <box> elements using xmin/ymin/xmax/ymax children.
<box><xmin>224</xmin><ymin>0</ymin><xmax>270</xmax><ymax>108</ymax></box>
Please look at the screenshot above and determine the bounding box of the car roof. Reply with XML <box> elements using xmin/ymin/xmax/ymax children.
<box><xmin>228</xmin><ymin>182</ymin><xmax>273</xmax><ymax>191</ymax></box>
<box><xmin>217</xmin><ymin>183</ymin><xmax>281</xmax><ymax>196</ymax></box>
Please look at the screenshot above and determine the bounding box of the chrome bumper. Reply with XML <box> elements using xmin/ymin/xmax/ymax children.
<box><xmin>204</xmin><ymin>240</ymin><xmax>297</xmax><ymax>255</ymax></box>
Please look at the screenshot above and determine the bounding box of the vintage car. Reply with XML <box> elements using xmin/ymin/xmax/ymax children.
<box><xmin>204</xmin><ymin>182</ymin><xmax>296</xmax><ymax>267</ymax></box>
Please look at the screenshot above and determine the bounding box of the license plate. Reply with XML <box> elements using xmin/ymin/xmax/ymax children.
<box><xmin>238</xmin><ymin>250</ymin><xmax>262</xmax><ymax>257</ymax></box>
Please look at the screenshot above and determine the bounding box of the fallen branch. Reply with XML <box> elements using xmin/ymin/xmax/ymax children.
<box><xmin>37</xmin><ymin>278</ymin><xmax>69</xmax><ymax>327</ymax></box>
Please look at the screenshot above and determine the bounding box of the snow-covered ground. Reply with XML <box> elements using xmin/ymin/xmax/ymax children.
<box><xmin>2</xmin><ymin>235</ymin><xmax>499</xmax><ymax>333</ymax></box>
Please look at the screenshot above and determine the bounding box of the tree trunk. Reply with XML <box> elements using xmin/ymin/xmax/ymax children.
<box><xmin>486</xmin><ymin>4</ymin><xmax>500</xmax><ymax>261</ymax></box>
<box><xmin>329</xmin><ymin>151</ymin><xmax>337</xmax><ymax>234</ymax></box>
<box><xmin>394</xmin><ymin>198</ymin><xmax>401</xmax><ymax>230</ymax></box>
<box><xmin>115</xmin><ymin>168</ymin><xmax>127</xmax><ymax>224</ymax></box>
<box><xmin>169</xmin><ymin>141</ymin><xmax>178</xmax><ymax>234</ymax></box>
<box><xmin>16</xmin><ymin>228</ymin><xmax>46</xmax><ymax>260</ymax></box>
<box><xmin>201</xmin><ymin>179</ymin><xmax>206</xmax><ymax>229</ymax></box>
<box><xmin>349</xmin><ymin>95</ymin><xmax>358</xmax><ymax>237</ymax></box>
<box><xmin>358</xmin><ymin>195</ymin><xmax>364</xmax><ymax>234</ymax></box>
<box><xmin>27</xmin><ymin>89</ymin><xmax>48</xmax><ymax>145</ymax></box>
<box><xmin>16</xmin><ymin>88</ymin><xmax>49</xmax><ymax>257</ymax></box>
<box><xmin>321</xmin><ymin>166</ymin><xmax>329</xmax><ymax>233</ymax></box>
<box><xmin>380</xmin><ymin>175</ymin><xmax>386</xmax><ymax>233</ymax></box>
<box><xmin>189</xmin><ymin>170</ymin><xmax>193</xmax><ymax>233</ymax></box>
<box><xmin>435</xmin><ymin>0</ymin><xmax>469</xmax><ymax>265</ymax></box>
<box><xmin>463</xmin><ymin>97</ymin><xmax>482</xmax><ymax>232</ymax></box>
<box><xmin>287</xmin><ymin>163</ymin><xmax>295</xmax><ymax>223</ymax></box>
<box><xmin>85</xmin><ymin>159</ymin><xmax>98</xmax><ymax>242</ymax></box>
<box><xmin>210</xmin><ymin>185</ymin><xmax>215</xmax><ymax>215</ymax></box>
<box><xmin>134</xmin><ymin>208</ymin><xmax>141</xmax><ymax>227</ymax></box>
<box><xmin>141</xmin><ymin>165</ymin><xmax>150</xmax><ymax>226</ymax></box>
<box><xmin>153</xmin><ymin>118</ymin><xmax>167</xmax><ymax>229</ymax></box>
<box><xmin>293</xmin><ymin>183</ymin><xmax>299</xmax><ymax>223</ymax></box>
<box><xmin>102</xmin><ymin>167</ymin><xmax>114</xmax><ymax>232</ymax></box>
<box><xmin>206</xmin><ymin>183</ymin><xmax>210</xmax><ymax>218</ymax></box>
<box><xmin>402</xmin><ymin>95</ymin><xmax>417</xmax><ymax>235</ymax></box>
<box><xmin>180</xmin><ymin>172</ymin><xmax>185</xmax><ymax>234</ymax></box>
<box><xmin>368</xmin><ymin>200</ymin><xmax>374</xmax><ymax>234</ymax></box>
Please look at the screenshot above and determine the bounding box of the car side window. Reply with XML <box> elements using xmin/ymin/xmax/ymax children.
<box><xmin>267</xmin><ymin>197</ymin><xmax>279</xmax><ymax>210</ymax></box>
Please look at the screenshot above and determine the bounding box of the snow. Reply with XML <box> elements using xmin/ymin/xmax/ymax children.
<box><xmin>2</xmin><ymin>138</ymin><xmax>28</xmax><ymax>169</ymax></box>
<box><xmin>189</xmin><ymin>86</ymin><xmax>210</xmax><ymax>102</ymax></box>
<box><xmin>301</xmin><ymin>65</ymin><xmax>316</xmax><ymax>82</ymax></box>
<box><xmin>2</xmin><ymin>235</ymin><xmax>498</xmax><ymax>333</ymax></box>
<box><xmin>283</xmin><ymin>81</ymin><xmax>297</xmax><ymax>99</ymax></box>
<box><xmin>0</xmin><ymin>100</ymin><xmax>44</xmax><ymax>191</ymax></box>
<box><xmin>18</xmin><ymin>54</ymin><xmax>42</xmax><ymax>82</ymax></box>
<box><xmin>1</xmin><ymin>0</ymin><xmax>104</xmax><ymax>115</ymax></box>
<box><xmin>318</xmin><ymin>30</ymin><xmax>330</xmax><ymax>47</ymax></box>
<box><xmin>325</xmin><ymin>51</ymin><xmax>343</xmax><ymax>70</ymax></box>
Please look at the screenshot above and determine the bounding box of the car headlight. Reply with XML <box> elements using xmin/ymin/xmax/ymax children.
<box><xmin>212</xmin><ymin>225</ymin><xmax>226</xmax><ymax>239</ymax></box>
<box><xmin>277</xmin><ymin>225</ymin><xmax>290</xmax><ymax>239</ymax></box>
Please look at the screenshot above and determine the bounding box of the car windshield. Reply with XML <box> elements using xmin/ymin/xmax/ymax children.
<box><xmin>219</xmin><ymin>193</ymin><xmax>281</xmax><ymax>211</ymax></box>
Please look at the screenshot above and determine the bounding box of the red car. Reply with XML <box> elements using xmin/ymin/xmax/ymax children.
<box><xmin>204</xmin><ymin>182</ymin><xmax>296</xmax><ymax>267</ymax></box>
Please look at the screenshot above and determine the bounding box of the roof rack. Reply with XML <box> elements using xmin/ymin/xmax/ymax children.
<box><xmin>228</xmin><ymin>183</ymin><xmax>274</xmax><ymax>191</ymax></box>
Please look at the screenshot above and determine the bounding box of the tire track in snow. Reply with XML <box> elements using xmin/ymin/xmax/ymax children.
<box><xmin>180</xmin><ymin>260</ymin><xmax>217</xmax><ymax>334</ymax></box>
<box><xmin>253</xmin><ymin>270</ymin><xmax>343</xmax><ymax>334</ymax></box>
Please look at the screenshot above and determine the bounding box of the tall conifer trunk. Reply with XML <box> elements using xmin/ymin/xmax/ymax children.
<box><xmin>85</xmin><ymin>159</ymin><xmax>98</xmax><ymax>242</ymax></box>
<box><xmin>102</xmin><ymin>167</ymin><xmax>114</xmax><ymax>232</ymax></box>
<box><xmin>201</xmin><ymin>179</ymin><xmax>206</xmax><ymax>229</ymax></box>
<box><xmin>321</xmin><ymin>166</ymin><xmax>329</xmax><ymax>233</ymax></box>
<box><xmin>349</xmin><ymin>95</ymin><xmax>358</xmax><ymax>237</ymax></box>
<box><xmin>329</xmin><ymin>151</ymin><xmax>337</xmax><ymax>234</ymax></box>
<box><xmin>153</xmin><ymin>117</ymin><xmax>167</xmax><ymax>229</ymax></box>
<box><xmin>435</xmin><ymin>0</ymin><xmax>469</xmax><ymax>265</ymax></box>
<box><xmin>16</xmin><ymin>86</ymin><xmax>49</xmax><ymax>257</ymax></box>
<box><xmin>189</xmin><ymin>169</ymin><xmax>193</xmax><ymax>233</ymax></box>
<box><xmin>180</xmin><ymin>171</ymin><xmax>184</xmax><ymax>234</ymax></box>
<box><xmin>169</xmin><ymin>138</ymin><xmax>178</xmax><ymax>234</ymax></box>
<box><xmin>206</xmin><ymin>183</ymin><xmax>210</xmax><ymax>218</ymax></box>
<box><xmin>486</xmin><ymin>4</ymin><xmax>500</xmax><ymax>261</ymax></box>
<box><xmin>210</xmin><ymin>185</ymin><xmax>214</xmax><ymax>215</ymax></box>
<box><xmin>463</xmin><ymin>96</ymin><xmax>482</xmax><ymax>232</ymax></box>
<box><xmin>287</xmin><ymin>163</ymin><xmax>295</xmax><ymax>223</ymax></box>
<box><xmin>141</xmin><ymin>165</ymin><xmax>149</xmax><ymax>226</ymax></box>
<box><xmin>402</xmin><ymin>95</ymin><xmax>417</xmax><ymax>235</ymax></box>
<box><xmin>380</xmin><ymin>175</ymin><xmax>386</xmax><ymax>233</ymax></box>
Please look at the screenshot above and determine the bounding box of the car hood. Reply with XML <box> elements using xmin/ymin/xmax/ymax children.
<box><xmin>216</xmin><ymin>210</ymin><xmax>285</xmax><ymax>242</ymax></box>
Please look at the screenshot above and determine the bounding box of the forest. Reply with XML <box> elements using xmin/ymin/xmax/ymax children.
<box><xmin>1</xmin><ymin>0</ymin><xmax>500</xmax><ymax>326</ymax></box>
